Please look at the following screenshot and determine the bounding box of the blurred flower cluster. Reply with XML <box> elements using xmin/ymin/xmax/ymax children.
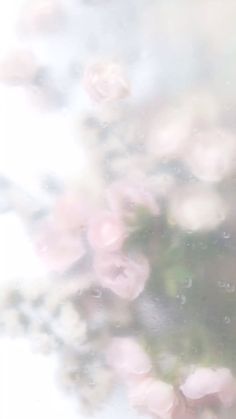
<box><xmin>0</xmin><ymin>0</ymin><xmax>236</xmax><ymax>418</ymax></box>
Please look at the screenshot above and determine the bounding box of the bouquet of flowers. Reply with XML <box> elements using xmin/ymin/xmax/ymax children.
<box><xmin>0</xmin><ymin>1</ymin><xmax>236</xmax><ymax>418</ymax></box>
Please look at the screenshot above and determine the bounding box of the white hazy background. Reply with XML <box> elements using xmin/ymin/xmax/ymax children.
<box><xmin>0</xmin><ymin>1</ymin><xmax>144</xmax><ymax>418</ymax></box>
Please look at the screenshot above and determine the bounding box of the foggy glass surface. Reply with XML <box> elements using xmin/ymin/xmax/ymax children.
<box><xmin>0</xmin><ymin>1</ymin><xmax>236</xmax><ymax>418</ymax></box>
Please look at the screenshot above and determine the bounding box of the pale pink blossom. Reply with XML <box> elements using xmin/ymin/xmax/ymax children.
<box><xmin>148</xmin><ymin>108</ymin><xmax>192</xmax><ymax>160</ymax></box>
<box><xmin>169</xmin><ymin>186</ymin><xmax>227</xmax><ymax>232</ymax></box>
<box><xmin>106</xmin><ymin>337</ymin><xmax>151</xmax><ymax>379</ymax></box>
<box><xmin>180</xmin><ymin>367</ymin><xmax>236</xmax><ymax>408</ymax></box>
<box><xmin>94</xmin><ymin>252</ymin><xmax>150</xmax><ymax>300</ymax></box>
<box><xmin>127</xmin><ymin>376</ymin><xmax>155</xmax><ymax>407</ymax></box>
<box><xmin>180</xmin><ymin>368</ymin><xmax>219</xmax><ymax>400</ymax></box>
<box><xmin>35</xmin><ymin>218</ymin><xmax>85</xmax><ymax>273</ymax></box>
<box><xmin>87</xmin><ymin>211</ymin><xmax>126</xmax><ymax>252</ymax></box>
<box><xmin>106</xmin><ymin>180</ymin><xmax>159</xmax><ymax>218</ymax></box>
<box><xmin>215</xmin><ymin>368</ymin><xmax>236</xmax><ymax>407</ymax></box>
<box><xmin>53</xmin><ymin>191</ymin><xmax>92</xmax><ymax>232</ymax></box>
<box><xmin>184</xmin><ymin>129</ymin><xmax>236</xmax><ymax>183</ymax></box>
<box><xmin>83</xmin><ymin>61</ymin><xmax>130</xmax><ymax>103</ymax></box>
<box><xmin>20</xmin><ymin>0</ymin><xmax>65</xmax><ymax>33</ymax></box>
<box><xmin>0</xmin><ymin>50</ymin><xmax>38</xmax><ymax>84</ymax></box>
<box><xmin>128</xmin><ymin>376</ymin><xmax>177</xmax><ymax>419</ymax></box>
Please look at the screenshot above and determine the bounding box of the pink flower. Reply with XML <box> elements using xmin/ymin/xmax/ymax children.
<box><xmin>106</xmin><ymin>337</ymin><xmax>151</xmax><ymax>379</ymax></box>
<box><xmin>83</xmin><ymin>61</ymin><xmax>130</xmax><ymax>103</ymax></box>
<box><xmin>180</xmin><ymin>367</ymin><xmax>236</xmax><ymax>408</ymax></box>
<box><xmin>128</xmin><ymin>376</ymin><xmax>178</xmax><ymax>419</ymax></box>
<box><xmin>215</xmin><ymin>368</ymin><xmax>236</xmax><ymax>407</ymax></box>
<box><xmin>180</xmin><ymin>368</ymin><xmax>219</xmax><ymax>400</ymax></box>
<box><xmin>0</xmin><ymin>50</ymin><xmax>38</xmax><ymax>84</ymax></box>
<box><xmin>53</xmin><ymin>191</ymin><xmax>92</xmax><ymax>232</ymax></box>
<box><xmin>184</xmin><ymin>129</ymin><xmax>236</xmax><ymax>183</ymax></box>
<box><xmin>147</xmin><ymin>107</ymin><xmax>192</xmax><ymax>160</ymax></box>
<box><xmin>94</xmin><ymin>252</ymin><xmax>150</xmax><ymax>300</ymax></box>
<box><xmin>20</xmin><ymin>0</ymin><xmax>65</xmax><ymax>33</ymax></box>
<box><xmin>106</xmin><ymin>180</ymin><xmax>159</xmax><ymax>218</ymax></box>
<box><xmin>87</xmin><ymin>211</ymin><xmax>126</xmax><ymax>252</ymax></box>
<box><xmin>168</xmin><ymin>186</ymin><xmax>227</xmax><ymax>232</ymax></box>
<box><xmin>35</xmin><ymin>218</ymin><xmax>85</xmax><ymax>273</ymax></box>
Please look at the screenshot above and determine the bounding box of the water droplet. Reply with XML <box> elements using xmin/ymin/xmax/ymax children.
<box><xmin>218</xmin><ymin>280</ymin><xmax>226</xmax><ymax>288</ymax></box>
<box><xmin>177</xmin><ymin>294</ymin><xmax>186</xmax><ymax>305</ymax></box>
<box><xmin>223</xmin><ymin>232</ymin><xmax>231</xmax><ymax>239</ymax></box>
<box><xmin>184</xmin><ymin>278</ymin><xmax>192</xmax><ymax>288</ymax></box>
<box><xmin>180</xmin><ymin>295</ymin><xmax>186</xmax><ymax>305</ymax></box>
<box><xmin>91</xmin><ymin>288</ymin><xmax>102</xmax><ymax>298</ymax></box>
<box><xmin>220</xmin><ymin>213</ymin><xmax>226</xmax><ymax>222</ymax></box>
<box><xmin>226</xmin><ymin>283</ymin><xmax>235</xmax><ymax>293</ymax></box>
<box><xmin>224</xmin><ymin>316</ymin><xmax>231</xmax><ymax>324</ymax></box>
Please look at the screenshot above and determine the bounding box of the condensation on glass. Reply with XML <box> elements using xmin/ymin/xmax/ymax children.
<box><xmin>0</xmin><ymin>1</ymin><xmax>236</xmax><ymax>419</ymax></box>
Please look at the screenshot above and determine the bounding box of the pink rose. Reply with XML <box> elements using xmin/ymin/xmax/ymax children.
<box><xmin>106</xmin><ymin>180</ymin><xmax>159</xmax><ymax>218</ymax></box>
<box><xmin>35</xmin><ymin>218</ymin><xmax>85</xmax><ymax>273</ymax></box>
<box><xmin>94</xmin><ymin>252</ymin><xmax>150</xmax><ymax>300</ymax></box>
<box><xmin>180</xmin><ymin>367</ymin><xmax>236</xmax><ymax>408</ymax></box>
<box><xmin>128</xmin><ymin>376</ymin><xmax>178</xmax><ymax>419</ymax></box>
<box><xmin>87</xmin><ymin>211</ymin><xmax>126</xmax><ymax>252</ymax></box>
<box><xmin>83</xmin><ymin>62</ymin><xmax>130</xmax><ymax>103</ymax></box>
<box><xmin>106</xmin><ymin>337</ymin><xmax>151</xmax><ymax>379</ymax></box>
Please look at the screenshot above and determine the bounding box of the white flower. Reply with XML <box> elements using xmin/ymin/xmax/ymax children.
<box><xmin>168</xmin><ymin>185</ymin><xmax>227</xmax><ymax>232</ymax></box>
<box><xmin>184</xmin><ymin>129</ymin><xmax>236</xmax><ymax>182</ymax></box>
<box><xmin>148</xmin><ymin>108</ymin><xmax>192</xmax><ymax>160</ymax></box>
<box><xmin>54</xmin><ymin>303</ymin><xmax>86</xmax><ymax>345</ymax></box>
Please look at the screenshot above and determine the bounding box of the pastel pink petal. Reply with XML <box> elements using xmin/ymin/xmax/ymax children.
<box><xmin>146</xmin><ymin>380</ymin><xmax>176</xmax><ymax>418</ymax></box>
<box><xmin>108</xmin><ymin>275</ymin><xmax>145</xmax><ymax>300</ymax></box>
<box><xmin>87</xmin><ymin>212</ymin><xmax>125</xmax><ymax>252</ymax></box>
<box><xmin>180</xmin><ymin>368</ymin><xmax>219</xmax><ymax>400</ymax></box>
<box><xmin>128</xmin><ymin>376</ymin><xmax>156</xmax><ymax>407</ymax></box>
<box><xmin>216</xmin><ymin>368</ymin><xmax>236</xmax><ymax>407</ymax></box>
<box><xmin>94</xmin><ymin>252</ymin><xmax>150</xmax><ymax>300</ymax></box>
<box><xmin>83</xmin><ymin>62</ymin><xmax>130</xmax><ymax>103</ymax></box>
<box><xmin>107</xmin><ymin>181</ymin><xmax>159</xmax><ymax>216</ymax></box>
<box><xmin>106</xmin><ymin>337</ymin><xmax>152</xmax><ymax>377</ymax></box>
<box><xmin>36</xmin><ymin>220</ymin><xmax>85</xmax><ymax>272</ymax></box>
<box><xmin>53</xmin><ymin>192</ymin><xmax>92</xmax><ymax>232</ymax></box>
